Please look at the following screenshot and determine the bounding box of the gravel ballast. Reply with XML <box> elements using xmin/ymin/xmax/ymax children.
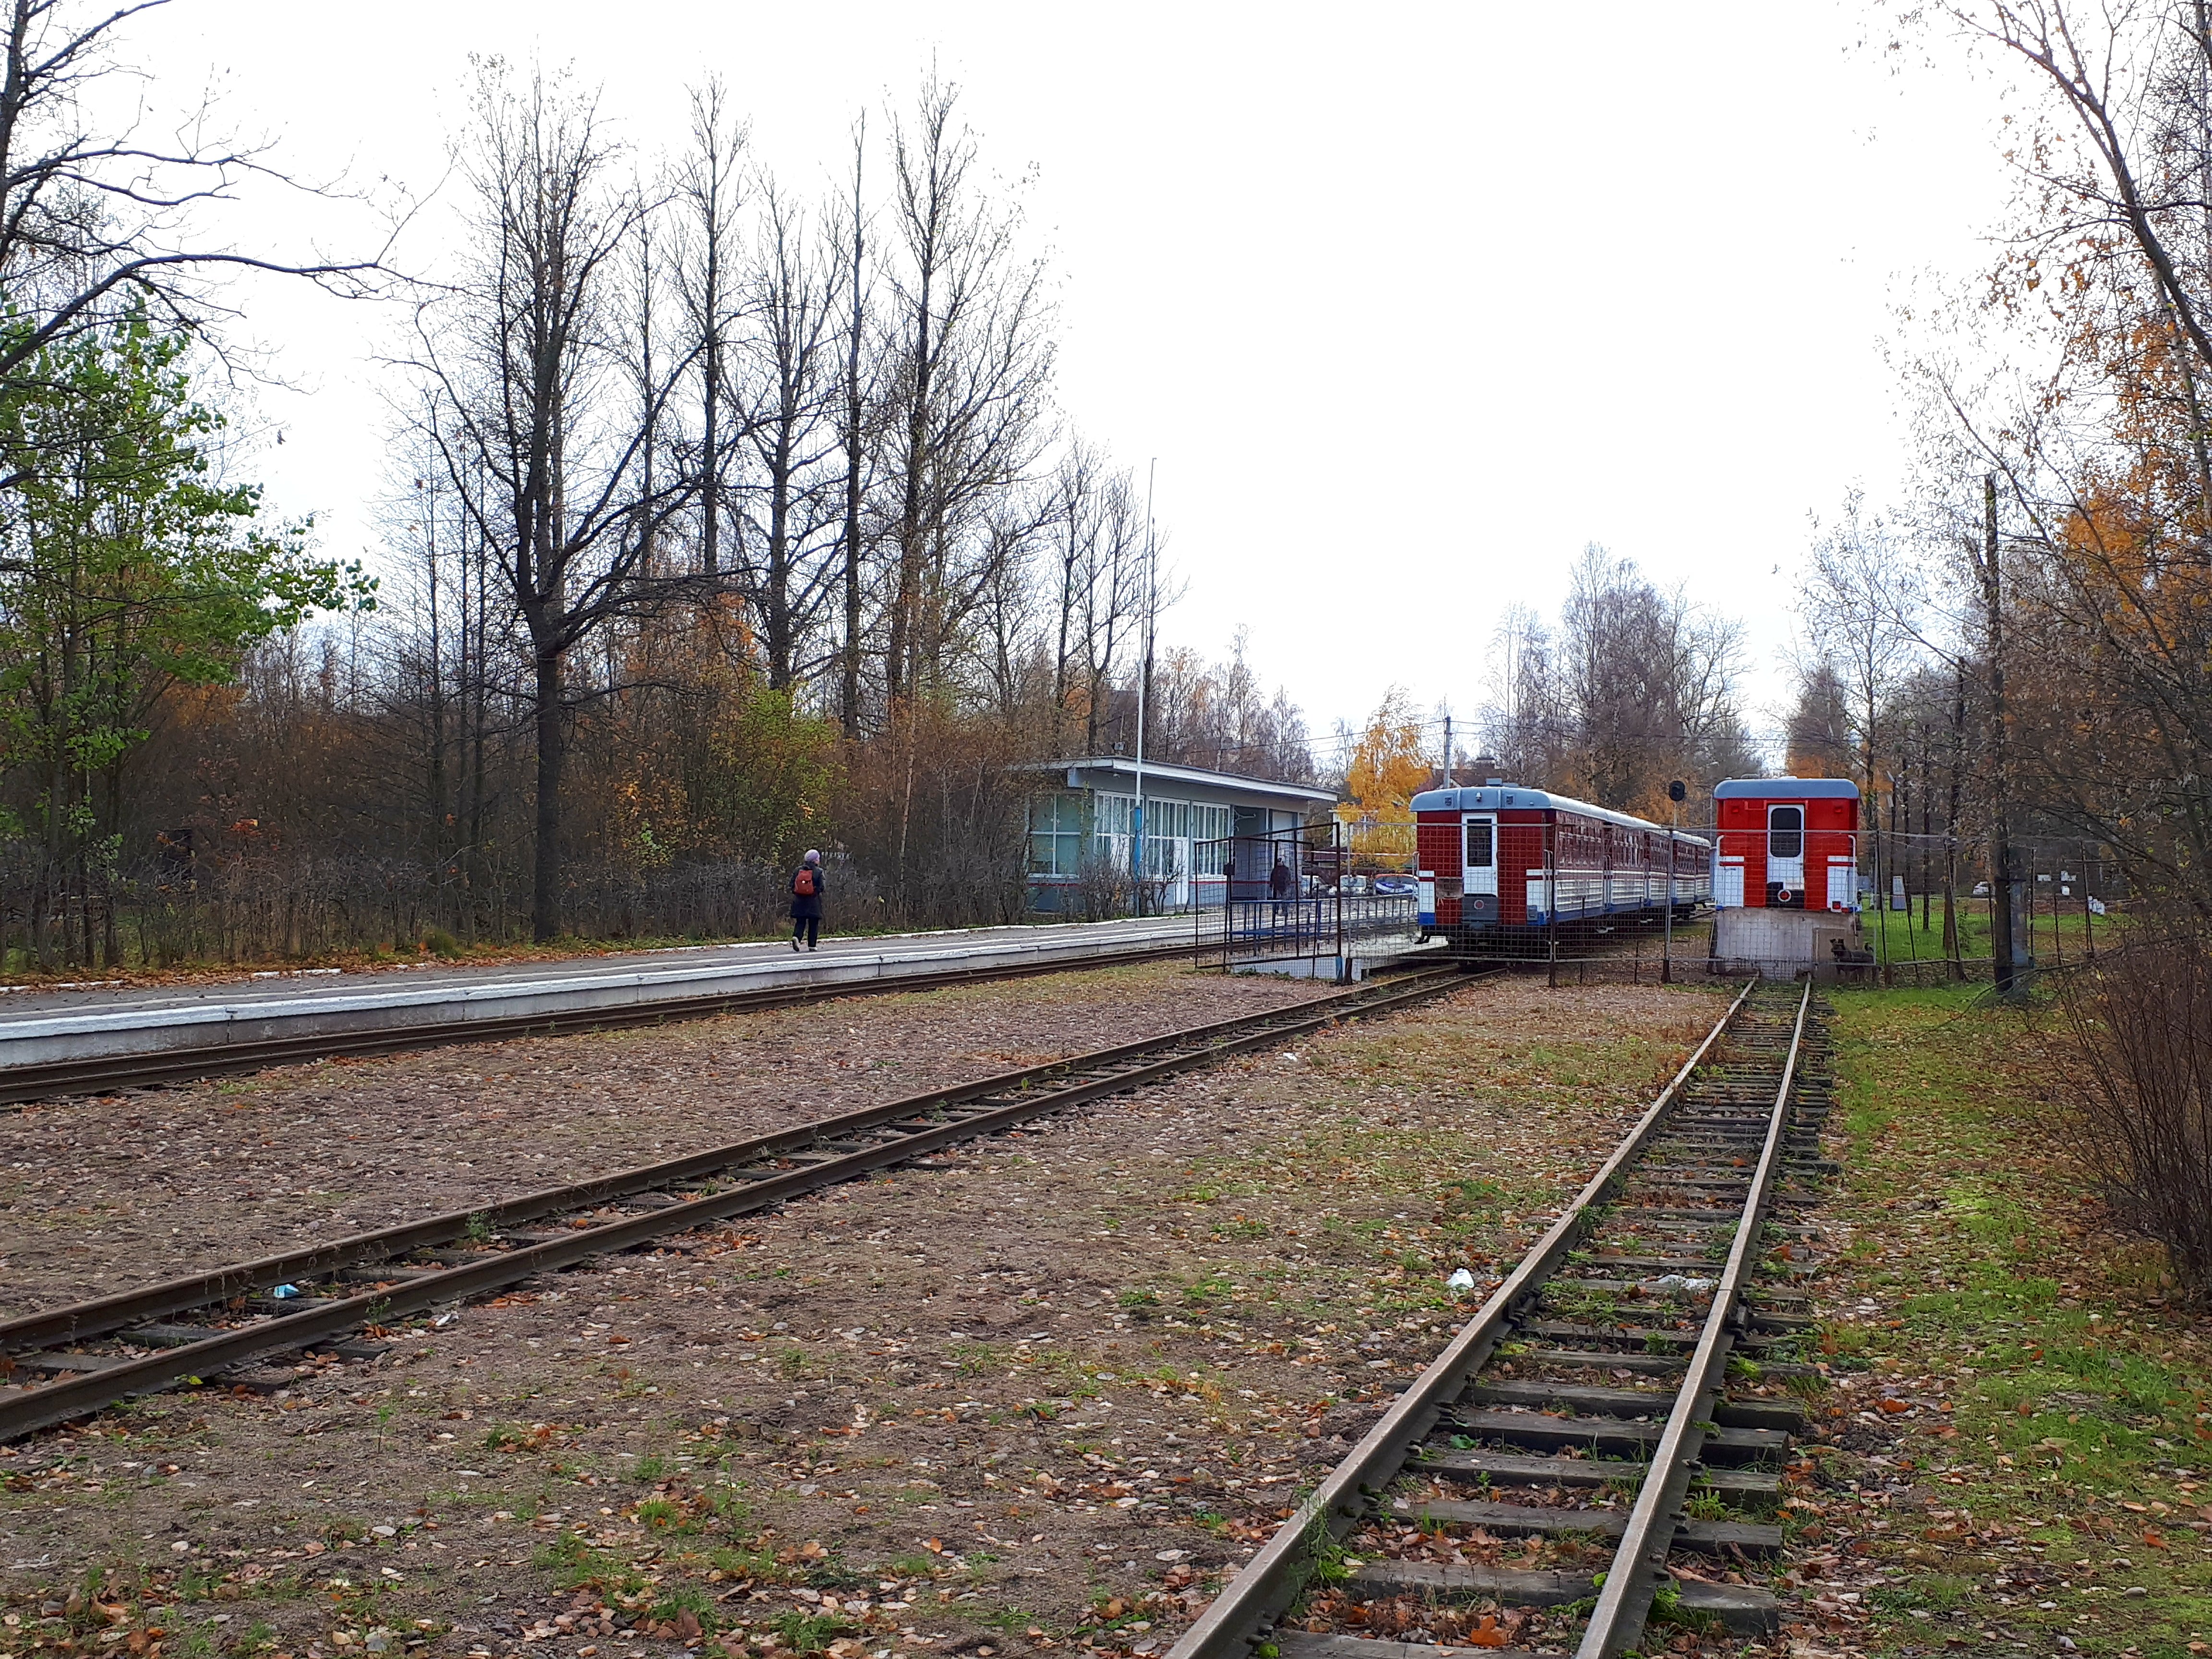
<box><xmin>0</xmin><ymin>963</ymin><xmax>1330</xmax><ymax>1320</ymax></box>
<box><xmin>0</xmin><ymin>972</ymin><xmax>1730</xmax><ymax>1659</ymax></box>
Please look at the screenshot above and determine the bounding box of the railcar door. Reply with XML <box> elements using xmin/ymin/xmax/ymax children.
<box><xmin>1766</xmin><ymin>805</ymin><xmax>1806</xmax><ymax>908</ymax></box>
<box><xmin>1461</xmin><ymin>814</ymin><xmax>1499</xmax><ymax>924</ymax></box>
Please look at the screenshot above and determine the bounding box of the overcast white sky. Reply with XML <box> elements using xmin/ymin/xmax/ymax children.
<box><xmin>131</xmin><ymin>0</ymin><xmax>2018</xmax><ymax>765</ymax></box>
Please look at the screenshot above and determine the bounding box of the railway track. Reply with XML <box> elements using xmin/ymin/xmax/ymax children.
<box><xmin>1169</xmin><ymin>979</ymin><xmax>1830</xmax><ymax>1659</ymax></box>
<box><xmin>0</xmin><ymin>962</ymin><xmax>1479</xmax><ymax>1443</ymax></box>
<box><xmin>0</xmin><ymin>938</ymin><xmax>1202</xmax><ymax>1108</ymax></box>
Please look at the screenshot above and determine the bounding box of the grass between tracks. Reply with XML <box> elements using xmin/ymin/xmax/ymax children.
<box><xmin>1812</xmin><ymin>986</ymin><xmax>2212</xmax><ymax>1659</ymax></box>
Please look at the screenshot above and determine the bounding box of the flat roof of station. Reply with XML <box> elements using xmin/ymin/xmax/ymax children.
<box><xmin>1034</xmin><ymin>757</ymin><xmax>1337</xmax><ymax>807</ymax></box>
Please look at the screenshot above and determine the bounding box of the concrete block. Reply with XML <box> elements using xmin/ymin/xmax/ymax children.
<box><xmin>1713</xmin><ymin>907</ymin><xmax>1864</xmax><ymax>974</ymax></box>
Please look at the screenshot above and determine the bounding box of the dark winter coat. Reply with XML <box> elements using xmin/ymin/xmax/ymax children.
<box><xmin>790</xmin><ymin>864</ymin><xmax>826</xmax><ymax>919</ymax></box>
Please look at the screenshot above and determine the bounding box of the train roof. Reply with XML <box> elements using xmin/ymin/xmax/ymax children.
<box><xmin>1409</xmin><ymin>784</ymin><xmax>1707</xmax><ymax>840</ymax></box>
<box><xmin>1711</xmin><ymin>777</ymin><xmax>1860</xmax><ymax>801</ymax></box>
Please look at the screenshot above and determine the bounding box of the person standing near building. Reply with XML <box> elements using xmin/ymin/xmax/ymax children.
<box><xmin>790</xmin><ymin>849</ymin><xmax>826</xmax><ymax>951</ymax></box>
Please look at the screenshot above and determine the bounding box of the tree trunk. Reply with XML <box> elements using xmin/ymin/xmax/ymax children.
<box><xmin>1983</xmin><ymin>474</ymin><xmax>2017</xmax><ymax>995</ymax></box>
<box><xmin>767</xmin><ymin>421</ymin><xmax>793</xmax><ymax>688</ymax></box>
<box><xmin>702</xmin><ymin>329</ymin><xmax>721</xmax><ymax>578</ymax></box>
<box><xmin>532</xmin><ymin>646</ymin><xmax>564</xmax><ymax>943</ymax></box>
<box><xmin>1052</xmin><ymin>531</ymin><xmax>1077</xmax><ymax>755</ymax></box>
<box><xmin>889</xmin><ymin>300</ymin><xmax>930</xmax><ymax>706</ymax></box>
<box><xmin>1864</xmin><ymin>684</ymin><xmax>1886</xmax><ymax>966</ymax></box>
<box><xmin>1945</xmin><ymin>655</ymin><xmax>1964</xmax><ymax>973</ymax></box>
<box><xmin>841</xmin><ymin>120</ymin><xmax>866</xmax><ymax>738</ymax></box>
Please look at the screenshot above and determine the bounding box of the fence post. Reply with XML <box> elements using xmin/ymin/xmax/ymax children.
<box><xmin>1546</xmin><ymin>821</ymin><xmax>1558</xmax><ymax>990</ymax></box>
<box><xmin>2082</xmin><ymin>844</ymin><xmax>2097</xmax><ymax>962</ymax></box>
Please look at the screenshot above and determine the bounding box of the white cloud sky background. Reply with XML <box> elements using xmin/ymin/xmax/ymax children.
<box><xmin>129</xmin><ymin>0</ymin><xmax>2022</xmax><ymax>767</ymax></box>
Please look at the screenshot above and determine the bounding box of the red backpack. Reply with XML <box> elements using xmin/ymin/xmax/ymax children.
<box><xmin>794</xmin><ymin>866</ymin><xmax>817</xmax><ymax>897</ymax></box>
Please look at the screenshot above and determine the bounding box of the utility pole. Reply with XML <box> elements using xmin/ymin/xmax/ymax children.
<box><xmin>1943</xmin><ymin>655</ymin><xmax>1963</xmax><ymax>975</ymax></box>
<box><xmin>1982</xmin><ymin>474</ymin><xmax>2018</xmax><ymax>996</ymax></box>
<box><xmin>1442</xmin><ymin>713</ymin><xmax>1454</xmax><ymax>788</ymax></box>
<box><xmin>1131</xmin><ymin>458</ymin><xmax>1157</xmax><ymax>914</ymax></box>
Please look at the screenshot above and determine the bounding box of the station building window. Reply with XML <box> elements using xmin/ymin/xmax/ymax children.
<box><xmin>1042</xmin><ymin>792</ymin><xmax>1240</xmax><ymax>882</ymax></box>
<box><xmin>1192</xmin><ymin>804</ymin><xmax>1232</xmax><ymax>873</ymax></box>
<box><xmin>1094</xmin><ymin>792</ymin><xmax>1133</xmax><ymax>859</ymax></box>
<box><xmin>1028</xmin><ymin>792</ymin><xmax>1087</xmax><ymax>876</ymax></box>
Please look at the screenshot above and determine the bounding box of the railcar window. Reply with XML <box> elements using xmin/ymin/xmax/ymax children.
<box><xmin>1465</xmin><ymin>819</ymin><xmax>1493</xmax><ymax>868</ymax></box>
<box><xmin>1768</xmin><ymin>806</ymin><xmax>1803</xmax><ymax>860</ymax></box>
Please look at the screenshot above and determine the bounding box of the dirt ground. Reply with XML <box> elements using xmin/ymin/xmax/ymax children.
<box><xmin>0</xmin><ymin>963</ymin><xmax>1332</xmax><ymax>1320</ymax></box>
<box><xmin>0</xmin><ymin>971</ymin><xmax>1729</xmax><ymax>1659</ymax></box>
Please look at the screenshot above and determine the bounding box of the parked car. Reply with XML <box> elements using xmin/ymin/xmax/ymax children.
<box><xmin>1373</xmin><ymin>874</ymin><xmax>1417</xmax><ymax>896</ymax></box>
<box><xmin>1972</xmin><ymin>880</ymin><xmax>1990</xmax><ymax>897</ymax></box>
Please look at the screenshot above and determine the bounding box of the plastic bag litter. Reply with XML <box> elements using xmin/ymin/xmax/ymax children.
<box><xmin>1446</xmin><ymin>1268</ymin><xmax>1477</xmax><ymax>1294</ymax></box>
<box><xmin>1642</xmin><ymin>1274</ymin><xmax>1716</xmax><ymax>1297</ymax></box>
<box><xmin>270</xmin><ymin>1284</ymin><xmax>301</xmax><ymax>1299</ymax></box>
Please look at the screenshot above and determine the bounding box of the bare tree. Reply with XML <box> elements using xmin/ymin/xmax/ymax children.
<box><xmin>733</xmin><ymin>180</ymin><xmax>842</xmax><ymax>690</ymax></box>
<box><xmin>1804</xmin><ymin>492</ymin><xmax>1924</xmax><ymax>816</ymax></box>
<box><xmin>1045</xmin><ymin>438</ymin><xmax>1104</xmax><ymax>752</ymax></box>
<box><xmin>0</xmin><ymin>0</ymin><xmax>392</xmax><ymax>484</ymax></box>
<box><xmin>672</xmin><ymin>81</ymin><xmax>748</xmax><ymax>582</ymax></box>
<box><xmin>1558</xmin><ymin>546</ymin><xmax>1753</xmax><ymax>808</ymax></box>
<box><xmin>830</xmin><ymin>116</ymin><xmax>877</xmax><ymax>736</ymax></box>
<box><xmin>1078</xmin><ymin>469</ymin><xmax>1148</xmax><ymax>753</ymax></box>
<box><xmin>880</xmin><ymin>74</ymin><xmax>1056</xmax><ymax>704</ymax></box>
<box><xmin>412</xmin><ymin>62</ymin><xmax>691</xmax><ymax>941</ymax></box>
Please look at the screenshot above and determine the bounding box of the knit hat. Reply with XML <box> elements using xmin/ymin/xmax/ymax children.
<box><xmin>804</xmin><ymin>849</ymin><xmax>822</xmax><ymax>865</ymax></box>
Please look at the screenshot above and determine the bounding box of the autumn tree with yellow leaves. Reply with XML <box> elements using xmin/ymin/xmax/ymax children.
<box><xmin>1337</xmin><ymin>688</ymin><xmax>1430</xmax><ymax>865</ymax></box>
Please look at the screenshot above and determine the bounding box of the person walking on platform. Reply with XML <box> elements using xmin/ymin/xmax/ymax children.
<box><xmin>790</xmin><ymin>849</ymin><xmax>826</xmax><ymax>951</ymax></box>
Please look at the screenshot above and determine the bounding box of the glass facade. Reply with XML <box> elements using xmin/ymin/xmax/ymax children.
<box><xmin>1029</xmin><ymin>771</ymin><xmax>1298</xmax><ymax>917</ymax></box>
<box><xmin>1191</xmin><ymin>804</ymin><xmax>1233</xmax><ymax>873</ymax></box>
<box><xmin>1034</xmin><ymin>792</ymin><xmax>1240</xmax><ymax>885</ymax></box>
<box><xmin>1027</xmin><ymin>792</ymin><xmax>1089</xmax><ymax>876</ymax></box>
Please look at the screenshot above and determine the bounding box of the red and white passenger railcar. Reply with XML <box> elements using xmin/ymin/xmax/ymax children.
<box><xmin>1710</xmin><ymin>778</ymin><xmax>1860</xmax><ymax>911</ymax></box>
<box><xmin>1412</xmin><ymin>783</ymin><xmax>1710</xmax><ymax>944</ymax></box>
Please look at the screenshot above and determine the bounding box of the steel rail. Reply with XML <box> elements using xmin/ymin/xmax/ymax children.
<box><xmin>0</xmin><ymin>939</ymin><xmax>1206</xmax><ymax>1108</ymax></box>
<box><xmin>0</xmin><ymin>964</ymin><xmax>1457</xmax><ymax>1355</ymax></box>
<box><xmin>1162</xmin><ymin>978</ymin><xmax>1759</xmax><ymax>1659</ymax></box>
<box><xmin>0</xmin><ymin>965</ymin><xmax>1478</xmax><ymax>1443</ymax></box>
<box><xmin>1575</xmin><ymin>977</ymin><xmax>1811</xmax><ymax>1659</ymax></box>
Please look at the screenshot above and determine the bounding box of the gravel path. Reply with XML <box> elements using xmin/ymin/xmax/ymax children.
<box><xmin>0</xmin><ymin>975</ymin><xmax>1731</xmax><ymax>1659</ymax></box>
<box><xmin>0</xmin><ymin>962</ymin><xmax>1330</xmax><ymax>1320</ymax></box>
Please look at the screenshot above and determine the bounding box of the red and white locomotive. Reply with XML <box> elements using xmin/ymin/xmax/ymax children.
<box><xmin>1412</xmin><ymin>782</ymin><xmax>1711</xmax><ymax>945</ymax></box>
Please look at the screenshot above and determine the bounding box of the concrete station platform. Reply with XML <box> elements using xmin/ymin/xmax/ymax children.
<box><xmin>0</xmin><ymin>917</ymin><xmax>1195</xmax><ymax>1072</ymax></box>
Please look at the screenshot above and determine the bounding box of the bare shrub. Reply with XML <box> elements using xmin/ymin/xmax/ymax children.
<box><xmin>2060</xmin><ymin>933</ymin><xmax>2212</xmax><ymax>1294</ymax></box>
